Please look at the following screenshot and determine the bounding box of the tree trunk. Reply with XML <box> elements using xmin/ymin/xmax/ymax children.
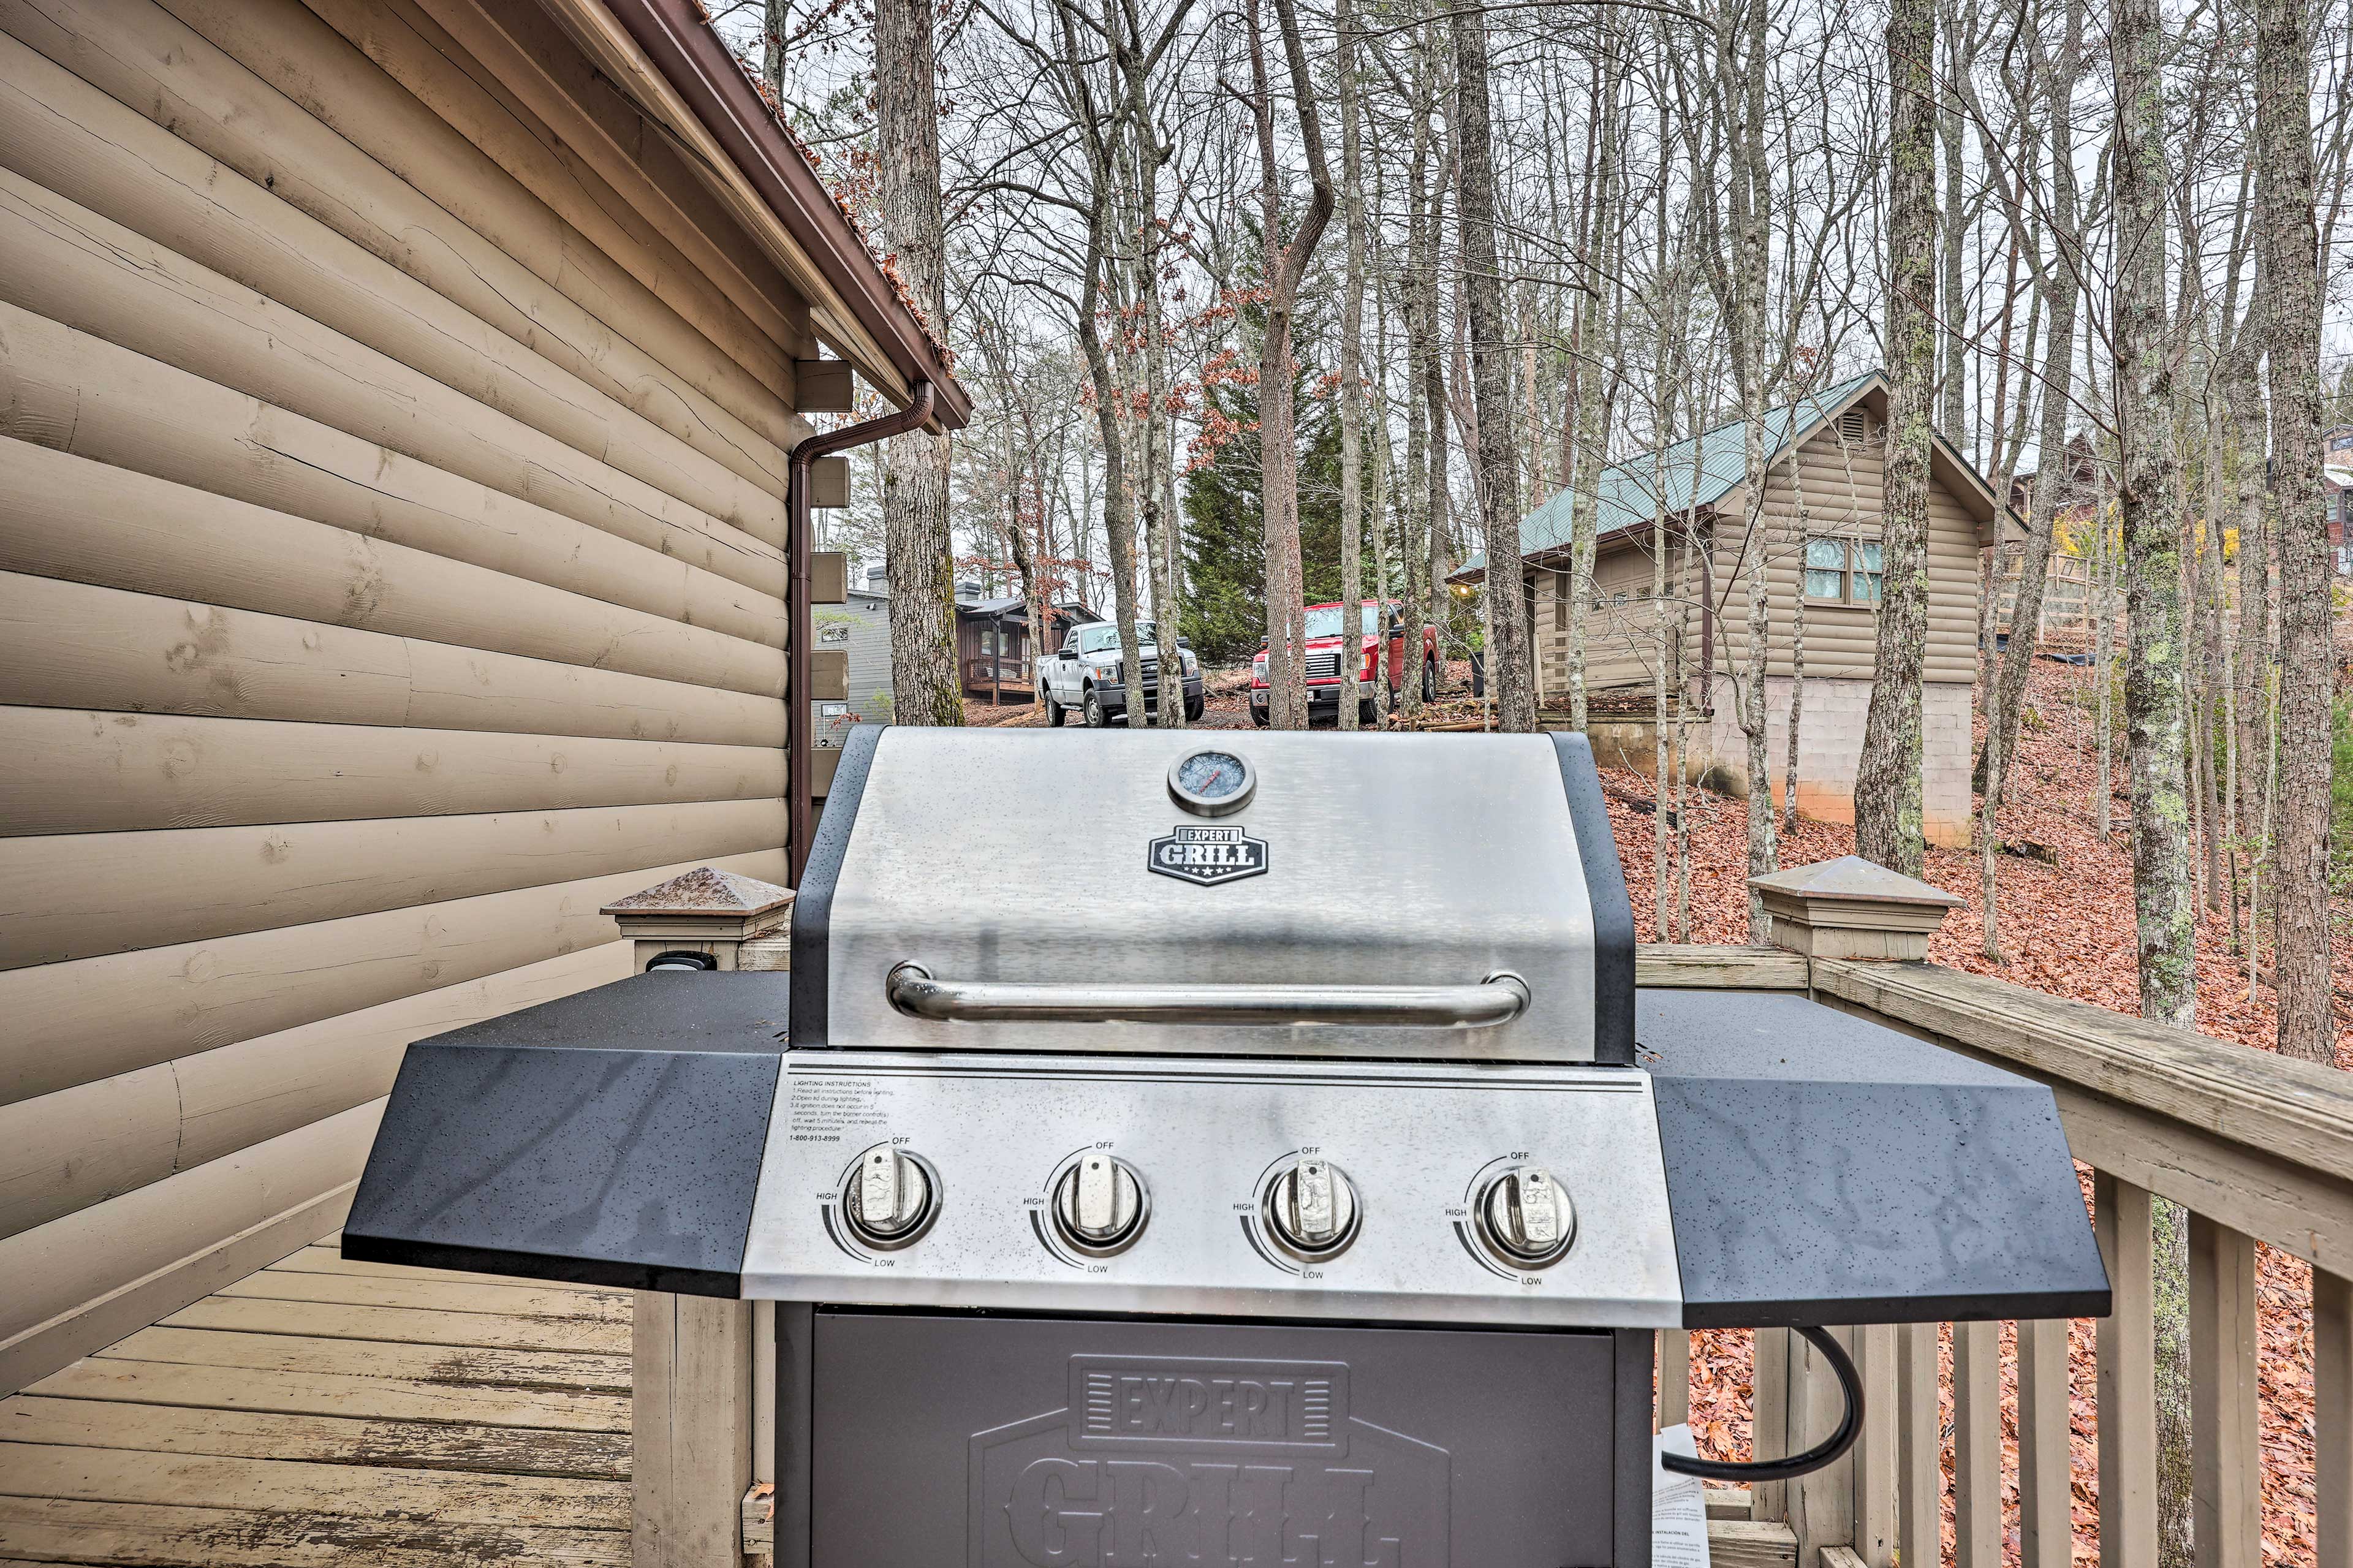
<box><xmin>874</xmin><ymin>0</ymin><xmax>962</xmax><ymax>728</ymax></box>
<box><xmin>2113</xmin><ymin>0</ymin><xmax>2199</xmax><ymax>1550</ymax></box>
<box><xmin>1722</xmin><ymin>0</ymin><xmax>1775</xmax><ymax>939</ymax></box>
<box><xmin>1400</xmin><ymin>48</ymin><xmax>1439</xmax><ymax>725</ymax></box>
<box><xmin>1248</xmin><ymin>0</ymin><xmax>1335</xmax><ymax>732</ymax></box>
<box><xmin>2256</xmin><ymin>0</ymin><xmax>2336</xmax><ymax>1065</ymax></box>
<box><xmin>1979</xmin><ymin>230</ymin><xmax>2023</xmax><ymax>963</ymax></box>
<box><xmin>2231</xmin><ymin>303</ymin><xmax>2271</xmax><ymax>859</ymax></box>
<box><xmin>1982</xmin><ymin>0</ymin><xmax>2080</xmax><ymax>803</ymax></box>
<box><xmin>2113</xmin><ymin>0</ymin><xmax>2197</xmax><ymax>1029</ymax></box>
<box><xmin>1856</xmin><ymin>0</ymin><xmax>1936</xmax><ymax>874</ymax></box>
<box><xmin>1786</xmin><ymin>456</ymin><xmax>1811</xmax><ymax>833</ymax></box>
<box><xmin>1450</xmin><ymin>3</ymin><xmax>1533</xmax><ymax>733</ymax></box>
<box><xmin>1564</xmin><ymin>52</ymin><xmax>1614</xmax><ymax>735</ymax></box>
<box><xmin>1939</xmin><ymin>10</ymin><xmax>1967</xmax><ymax>444</ymax></box>
<box><xmin>763</xmin><ymin>0</ymin><xmax>787</xmax><ymax>100</ymax></box>
<box><xmin>1336</xmin><ymin>0</ymin><xmax>1368</xmax><ymax>731</ymax></box>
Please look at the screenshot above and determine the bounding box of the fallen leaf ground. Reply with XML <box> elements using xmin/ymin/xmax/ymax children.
<box><xmin>1607</xmin><ymin>657</ymin><xmax>2336</xmax><ymax>1564</ymax></box>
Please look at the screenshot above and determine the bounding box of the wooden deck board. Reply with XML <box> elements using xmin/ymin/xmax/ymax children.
<box><xmin>267</xmin><ymin>1248</ymin><xmax>625</xmax><ymax>1298</ymax></box>
<box><xmin>26</xmin><ymin>1360</ymin><xmax>629</xmax><ymax>1433</ymax></box>
<box><xmin>96</xmin><ymin>1328</ymin><xmax>631</xmax><ymax>1393</ymax></box>
<box><xmin>162</xmin><ymin>1296</ymin><xmax>630</xmax><ymax>1355</ymax></box>
<box><xmin>216</xmin><ymin>1273</ymin><xmax>631</xmax><ymax>1325</ymax></box>
<box><xmin>0</xmin><ymin>1443</ymin><xmax>629</xmax><ymax>1531</ymax></box>
<box><xmin>0</xmin><ymin>1235</ymin><xmax>634</xmax><ymax>1565</ymax></box>
<box><xmin>0</xmin><ymin>1399</ymin><xmax>627</xmax><ymax>1480</ymax></box>
<box><xmin>0</xmin><ymin>1496</ymin><xmax>630</xmax><ymax>1567</ymax></box>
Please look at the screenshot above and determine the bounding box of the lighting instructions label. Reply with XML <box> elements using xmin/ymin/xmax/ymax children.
<box><xmin>785</xmin><ymin>1075</ymin><xmax>893</xmax><ymax>1143</ymax></box>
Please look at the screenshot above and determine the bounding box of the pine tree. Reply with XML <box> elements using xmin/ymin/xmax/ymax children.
<box><xmin>1180</xmin><ymin>292</ymin><xmax>1343</xmax><ymax>660</ymax></box>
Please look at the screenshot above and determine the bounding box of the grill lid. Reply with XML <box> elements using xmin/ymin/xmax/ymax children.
<box><xmin>789</xmin><ymin>727</ymin><xmax>1634</xmax><ymax>1062</ymax></box>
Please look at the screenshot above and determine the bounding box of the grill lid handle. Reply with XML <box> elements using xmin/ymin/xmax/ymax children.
<box><xmin>885</xmin><ymin>963</ymin><xmax>1530</xmax><ymax>1029</ymax></box>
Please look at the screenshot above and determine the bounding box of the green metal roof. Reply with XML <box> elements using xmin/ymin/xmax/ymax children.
<box><xmin>1455</xmin><ymin>369</ymin><xmax>1884</xmax><ymax>580</ymax></box>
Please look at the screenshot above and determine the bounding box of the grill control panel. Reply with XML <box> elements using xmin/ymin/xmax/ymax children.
<box><xmin>742</xmin><ymin>1051</ymin><xmax>1682</xmax><ymax>1327</ymax></box>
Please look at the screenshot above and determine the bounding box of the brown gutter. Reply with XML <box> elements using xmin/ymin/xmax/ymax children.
<box><xmin>602</xmin><ymin>0</ymin><xmax>972</xmax><ymax>430</ymax></box>
<box><xmin>787</xmin><ymin>382</ymin><xmax>935</xmax><ymax>882</ymax></box>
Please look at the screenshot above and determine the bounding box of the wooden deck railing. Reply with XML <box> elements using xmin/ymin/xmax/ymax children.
<box><xmin>1642</xmin><ymin>942</ymin><xmax>2353</xmax><ymax>1568</ymax></box>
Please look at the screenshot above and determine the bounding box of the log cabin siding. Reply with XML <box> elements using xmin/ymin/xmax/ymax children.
<box><xmin>0</xmin><ymin>0</ymin><xmax>812</xmax><ymax>1393</ymax></box>
<box><xmin>1706</xmin><ymin>422</ymin><xmax>1988</xmax><ymax>686</ymax></box>
<box><xmin>1533</xmin><ymin>529</ymin><xmax>1705</xmax><ymax>697</ymax></box>
<box><xmin>1539</xmin><ymin>415</ymin><xmax>1991</xmax><ymax>700</ymax></box>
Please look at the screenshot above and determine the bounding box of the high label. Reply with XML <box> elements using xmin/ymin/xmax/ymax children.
<box><xmin>1147</xmin><ymin>824</ymin><xmax>1270</xmax><ymax>886</ymax></box>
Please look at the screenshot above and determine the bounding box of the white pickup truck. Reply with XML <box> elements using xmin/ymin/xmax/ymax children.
<box><xmin>1037</xmin><ymin>619</ymin><xmax>1205</xmax><ymax>727</ymax></box>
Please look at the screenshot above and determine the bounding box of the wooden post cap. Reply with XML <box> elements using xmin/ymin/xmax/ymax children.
<box><xmin>602</xmin><ymin>868</ymin><xmax>794</xmax><ymax>972</ymax></box>
<box><xmin>1747</xmin><ymin>855</ymin><xmax>1961</xmax><ymax>962</ymax></box>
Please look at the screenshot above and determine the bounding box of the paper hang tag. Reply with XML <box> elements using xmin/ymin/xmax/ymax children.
<box><xmin>1651</xmin><ymin>1423</ymin><xmax>1711</xmax><ymax>1568</ymax></box>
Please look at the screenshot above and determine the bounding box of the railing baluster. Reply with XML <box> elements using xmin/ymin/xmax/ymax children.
<box><xmin>1895</xmin><ymin>1320</ymin><xmax>1938</xmax><ymax>1568</ymax></box>
<box><xmin>2319</xmin><ymin>1268</ymin><xmax>2352</xmax><ymax>1568</ymax></box>
<box><xmin>2097</xmin><ymin>1171</ymin><xmax>2158</xmax><ymax>1568</ymax></box>
<box><xmin>2017</xmin><ymin>1316</ymin><xmax>2072</xmax><ymax>1568</ymax></box>
<box><xmin>1953</xmin><ymin>1319</ymin><xmax>2001</xmax><ymax>1568</ymax></box>
<box><xmin>2189</xmin><ymin>1213</ymin><xmax>2260</xmax><ymax>1568</ymax></box>
<box><xmin>1752</xmin><ymin>1326</ymin><xmax>1789</xmax><ymax>1523</ymax></box>
<box><xmin>1789</xmin><ymin>1326</ymin><xmax>1855</xmax><ymax>1564</ymax></box>
<box><xmin>1657</xmin><ymin>1327</ymin><xmax>1689</xmax><ymax>1430</ymax></box>
<box><xmin>1849</xmin><ymin>1322</ymin><xmax>1897</xmax><ymax>1568</ymax></box>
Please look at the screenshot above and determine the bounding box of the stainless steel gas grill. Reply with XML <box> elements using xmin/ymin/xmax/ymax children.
<box><xmin>346</xmin><ymin>725</ymin><xmax>2110</xmax><ymax>1567</ymax></box>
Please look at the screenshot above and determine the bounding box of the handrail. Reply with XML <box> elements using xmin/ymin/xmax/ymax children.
<box><xmin>885</xmin><ymin>962</ymin><xmax>1531</xmax><ymax>1028</ymax></box>
<box><xmin>1811</xmin><ymin>955</ymin><xmax>2353</xmax><ymax>1184</ymax></box>
<box><xmin>1640</xmin><ymin>942</ymin><xmax>2351</xmax><ymax>1568</ymax></box>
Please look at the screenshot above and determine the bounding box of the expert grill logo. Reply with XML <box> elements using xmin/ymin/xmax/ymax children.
<box><xmin>1148</xmin><ymin>825</ymin><xmax>1270</xmax><ymax>886</ymax></box>
<box><xmin>968</xmin><ymin>1356</ymin><xmax>1450</xmax><ymax>1567</ymax></box>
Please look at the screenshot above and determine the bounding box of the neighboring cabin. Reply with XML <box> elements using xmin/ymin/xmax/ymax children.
<box><xmin>953</xmin><ymin>581</ymin><xmax>1099</xmax><ymax>705</ymax></box>
<box><xmin>1456</xmin><ymin>371</ymin><xmax>2019</xmax><ymax>848</ymax></box>
<box><xmin>0</xmin><ymin>0</ymin><xmax>962</xmax><ymax>1394</ymax></box>
<box><xmin>817</xmin><ymin>566</ymin><xmax>895</xmax><ymax>746</ymax></box>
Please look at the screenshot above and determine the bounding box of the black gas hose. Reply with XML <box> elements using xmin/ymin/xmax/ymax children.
<box><xmin>1659</xmin><ymin>1325</ymin><xmax>1864</xmax><ymax>1483</ymax></box>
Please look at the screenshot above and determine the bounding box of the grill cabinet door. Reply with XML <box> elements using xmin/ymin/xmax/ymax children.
<box><xmin>805</xmin><ymin>1311</ymin><xmax>1634</xmax><ymax>1567</ymax></box>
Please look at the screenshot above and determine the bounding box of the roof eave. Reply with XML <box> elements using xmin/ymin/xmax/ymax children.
<box><xmin>564</xmin><ymin>0</ymin><xmax>970</xmax><ymax>430</ymax></box>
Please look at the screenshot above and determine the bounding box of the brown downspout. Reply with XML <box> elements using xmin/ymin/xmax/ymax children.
<box><xmin>787</xmin><ymin>381</ymin><xmax>936</xmax><ymax>884</ymax></box>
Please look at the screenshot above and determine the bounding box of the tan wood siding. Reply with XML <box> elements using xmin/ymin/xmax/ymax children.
<box><xmin>1534</xmin><ymin>535</ymin><xmax>1704</xmax><ymax>696</ymax></box>
<box><xmin>0</xmin><ymin>0</ymin><xmax>804</xmax><ymax>1392</ymax></box>
<box><xmin>1707</xmin><ymin>426</ymin><xmax>1986</xmax><ymax>686</ymax></box>
<box><xmin>1527</xmin><ymin>423</ymin><xmax>1990</xmax><ymax>699</ymax></box>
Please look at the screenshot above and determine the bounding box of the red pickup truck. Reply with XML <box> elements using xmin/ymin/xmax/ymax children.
<box><xmin>1250</xmin><ymin>600</ymin><xmax>1408</xmax><ymax>727</ymax></box>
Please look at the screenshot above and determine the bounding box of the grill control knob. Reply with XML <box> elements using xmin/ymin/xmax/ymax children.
<box><xmin>1262</xmin><ymin>1157</ymin><xmax>1360</xmax><ymax>1260</ymax></box>
<box><xmin>1051</xmin><ymin>1154</ymin><xmax>1147</xmax><ymax>1256</ymax></box>
<box><xmin>1477</xmin><ymin>1165</ymin><xmax>1575</xmax><ymax>1268</ymax></box>
<box><xmin>843</xmin><ymin>1143</ymin><xmax>938</xmax><ymax>1249</ymax></box>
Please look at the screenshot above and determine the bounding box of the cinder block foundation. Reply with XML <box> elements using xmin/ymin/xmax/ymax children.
<box><xmin>1571</xmin><ymin>678</ymin><xmax>1972</xmax><ymax>849</ymax></box>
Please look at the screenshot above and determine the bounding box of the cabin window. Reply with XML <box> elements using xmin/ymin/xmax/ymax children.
<box><xmin>1805</xmin><ymin>537</ymin><xmax>1882</xmax><ymax>604</ymax></box>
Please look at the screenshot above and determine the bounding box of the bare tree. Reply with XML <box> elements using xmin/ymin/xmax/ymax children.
<box><xmin>2113</xmin><ymin>0</ymin><xmax>2197</xmax><ymax>1548</ymax></box>
<box><xmin>875</xmin><ymin>0</ymin><xmax>965</xmax><ymax>727</ymax></box>
<box><xmin>1248</xmin><ymin>0</ymin><xmax>1336</xmax><ymax>730</ymax></box>
<box><xmin>2257</xmin><ymin>0</ymin><xmax>2336</xmax><ymax>1065</ymax></box>
<box><xmin>1719</xmin><ymin>0</ymin><xmax>1777</xmax><ymax>938</ymax></box>
<box><xmin>1979</xmin><ymin>0</ymin><xmax>2082</xmax><ymax>805</ymax></box>
<box><xmin>1452</xmin><ymin>1</ymin><xmax>1534</xmax><ymax>731</ymax></box>
<box><xmin>1563</xmin><ymin>20</ymin><xmax>1623</xmax><ymax>734</ymax></box>
<box><xmin>1336</xmin><ymin>0</ymin><xmax>1370</xmax><ymax>730</ymax></box>
<box><xmin>1856</xmin><ymin>0</ymin><xmax>1937</xmax><ymax>874</ymax></box>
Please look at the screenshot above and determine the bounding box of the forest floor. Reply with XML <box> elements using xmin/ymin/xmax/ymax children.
<box><xmin>1601</xmin><ymin>655</ymin><xmax>2337</xmax><ymax>1564</ymax></box>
